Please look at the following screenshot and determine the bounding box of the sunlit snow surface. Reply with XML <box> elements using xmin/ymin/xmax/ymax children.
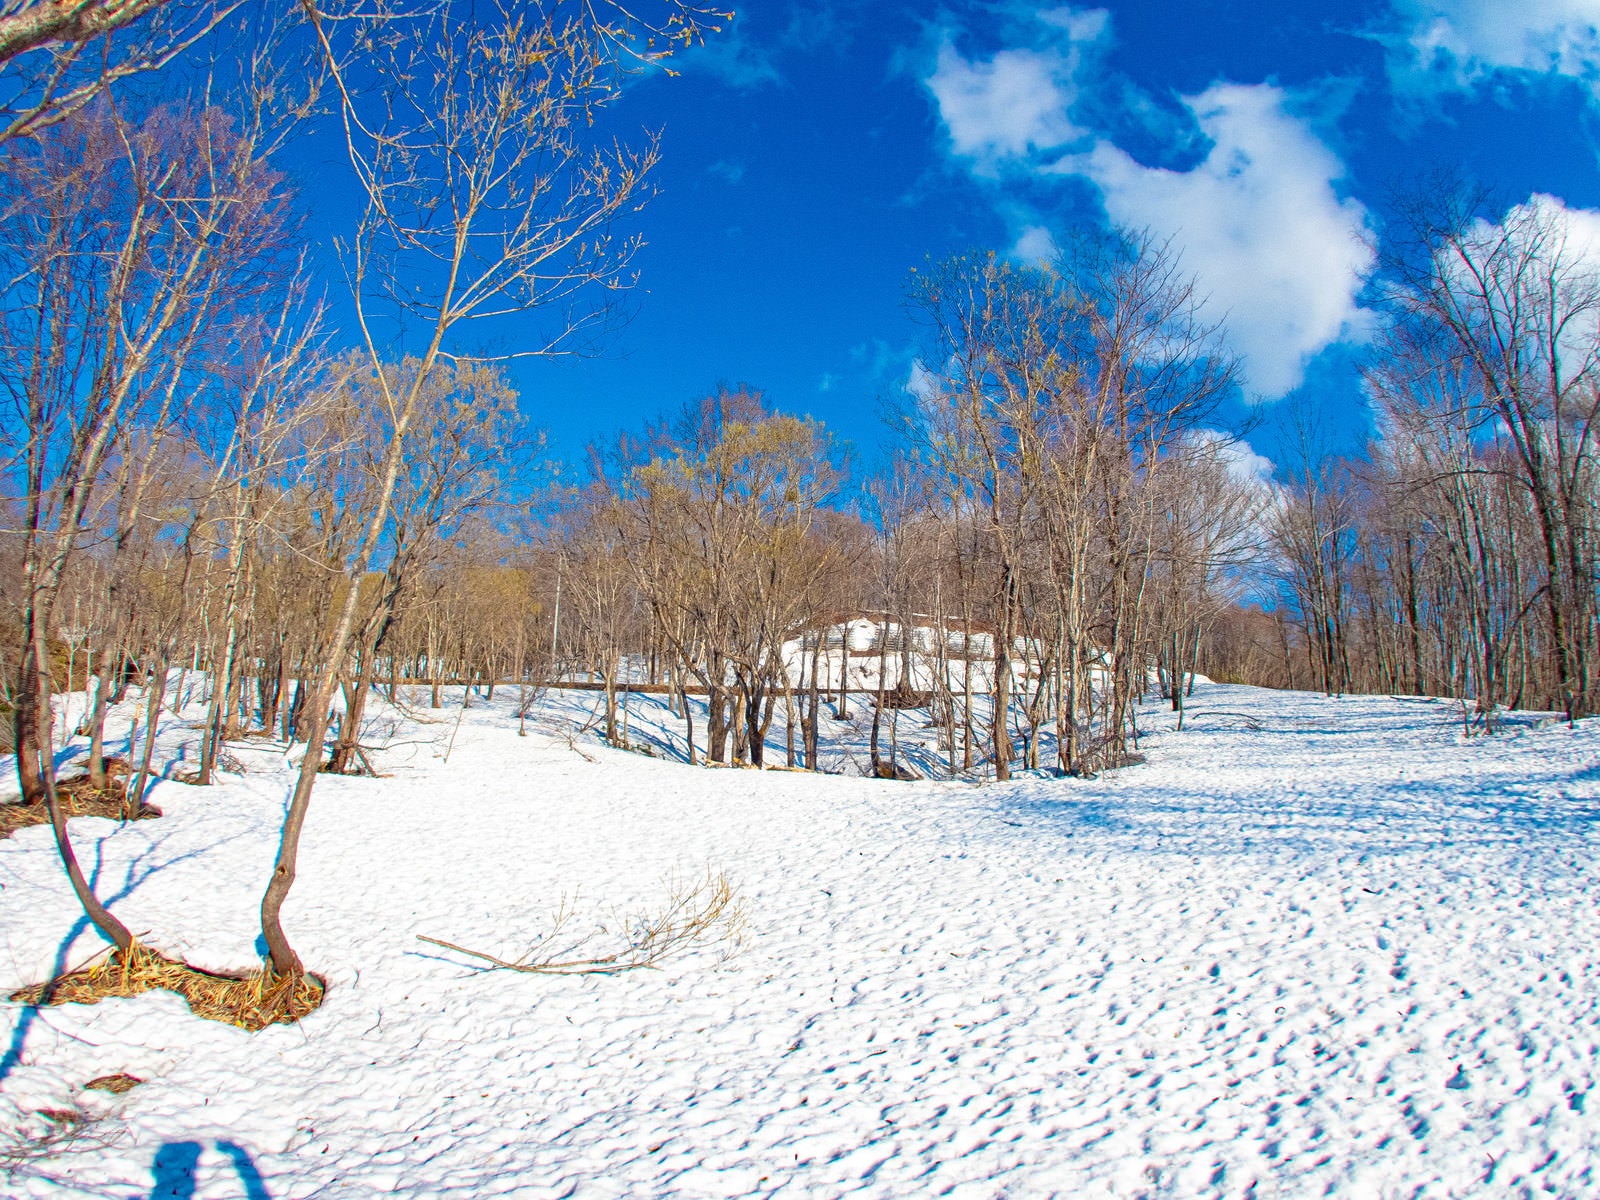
<box><xmin>2</xmin><ymin>683</ymin><xmax>1598</xmax><ymax>1197</ymax></box>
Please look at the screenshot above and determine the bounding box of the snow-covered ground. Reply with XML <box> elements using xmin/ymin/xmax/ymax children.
<box><xmin>2</xmin><ymin>683</ymin><xmax>1598</xmax><ymax>1197</ymax></box>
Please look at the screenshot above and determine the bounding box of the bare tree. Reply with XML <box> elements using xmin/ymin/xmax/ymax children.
<box><xmin>909</xmin><ymin>233</ymin><xmax>1236</xmax><ymax>776</ymax></box>
<box><xmin>0</xmin><ymin>98</ymin><xmax>298</xmax><ymax>949</ymax></box>
<box><xmin>909</xmin><ymin>252</ymin><xmax>1068</xmax><ymax>780</ymax></box>
<box><xmin>1146</xmin><ymin>436</ymin><xmax>1266</xmax><ymax>727</ymax></box>
<box><xmin>1384</xmin><ymin>187</ymin><xmax>1600</xmax><ymax>718</ymax></box>
<box><xmin>1269</xmin><ymin>408</ymin><xmax>1359</xmax><ymax>698</ymax></box>
<box><xmin>0</xmin><ymin>0</ymin><xmax>241</xmax><ymax>142</ymax></box>
<box><xmin>320</xmin><ymin>356</ymin><xmax>525</xmax><ymax>775</ymax></box>
<box><xmin>259</xmin><ymin>0</ymin><xmax>722</xmax><ymax>979</ymax></box>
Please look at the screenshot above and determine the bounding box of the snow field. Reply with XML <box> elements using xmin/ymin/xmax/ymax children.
<box><xmin>1</xmin><ymin>683</ymin><xmax>1598</xmax><ymax>1197</ymax></box>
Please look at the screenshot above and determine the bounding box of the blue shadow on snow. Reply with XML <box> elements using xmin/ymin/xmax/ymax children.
<box><xmin>149</xmin><ymin>1139</ymin><xmax>270</xmax><ymax>1199</ymax></box>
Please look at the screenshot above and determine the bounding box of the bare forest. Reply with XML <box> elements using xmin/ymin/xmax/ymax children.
<box><xmin>3</xmin><ymin>0</ymin><xmax>1600</xmax><ymax>1009</ymax></box>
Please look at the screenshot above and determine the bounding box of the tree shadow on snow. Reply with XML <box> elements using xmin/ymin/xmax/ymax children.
<box><xmin>2</xmin><ymin>828</ymin><xmax>245</xmax><ymax>1085</ymax></box>
<box><xmin>997</xmin><ymin>782</ymin><xmax>1600</xmax><ymax>861</ymax></box>
<box><xmin>149</xmin><ymin>1139</ymin><xmax>269</xmax><ymax>1199</ymax></box>
<box><xmin>990</xmin><ymin>701</ymin><xmax>1600</xmax><ymax>864</ymax></box>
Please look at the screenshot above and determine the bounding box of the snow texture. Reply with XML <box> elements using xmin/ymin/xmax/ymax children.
<box><xmin>2</xmin><ymin>682</ymin><xmax>1599</xmax><ymax>1197</ymax></box>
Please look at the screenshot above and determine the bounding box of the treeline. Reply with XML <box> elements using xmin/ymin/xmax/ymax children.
<box><xmin>1266</xmin><ymin>195</ymin><xmax>1600</xmax><ymax>726</ymax></box>
<box><xmin>549</xmin><ymin>240</ymin><xmax>1263</xmax><ymax>780</ymax></box>
<box><xmin>12</xmin><ymin>200</ymin><xmax>1600</xmax><ymax>809</ymax></box>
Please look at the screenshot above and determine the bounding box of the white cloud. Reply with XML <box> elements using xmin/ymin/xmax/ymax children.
<box><xmin>1456</xmin><ymin>192</ymin><xmax>1600</xmax><ymax>370</ymax></box>
<box><xmin>927</xmin><ymin>44</ymin><xmax>1079</xmax><ymax>164</ymax></box>
<box><xmin>923</xmin><ymin>11</ymin><xmax>1107</xmax><ymax>171</ymax></box>
<box><xmin>1196</xmin><ymin>430</ymin><xmax>1276</xmax><ymax>486</ymax></box>
<box><xmin>1390</xmin><ymin>0</ymin><xmax>1600</xmax><ymax>93</ymax></box>
<box><xmin>921</xmin><ymin>13</ymin><xmax>1374</xmax><ymax>400</ymax></box>
<box><xmin>906</xmin><ymin>359</ymin><xmax>941</xmax><ymax>401</ymax></box>
<box><xmin>1011</xmin><ymin>224</ymin><xmax>1060</xmax><ymax>264</ymax></box>
<box><xmin>1063</xmin><ymin>84</ymin><xmax>1375</xmax><ymax>398</ymax></box>
<box><xmin>1517</xmin><ymin>192</ymin><xmax>1600</xmax><ymax>267</ymax></box>
<box><xmin>1440</xmin><ymin>192</ymin><xmax>1600</xmax><ymax>297</ymax></box>
<box><xmin>1453</xmin><ymin>192</ymin><xmax>1600</xmax><ymax>277</ymax></box>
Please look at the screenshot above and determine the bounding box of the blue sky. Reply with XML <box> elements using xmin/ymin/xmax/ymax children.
<box><xmin>307</xmin><ymin>0</ymin><xmax>1600</xmax><ymax>478</ymax></box>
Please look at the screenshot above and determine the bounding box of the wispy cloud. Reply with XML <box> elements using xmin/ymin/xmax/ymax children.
<box><xmin>708</xmin><ymin>160</ymin><xmax>746</xmax><ymax>185</ymax></box>
<box><xmin>680</xmin><ymin>17</ymin><xmax>782</xmax><ymax>90</ymax></box>
<box><xmin>1387</xmin><ymin>0</ymin><xmax>1600</xmax><ymax>97</ymax></box>
<box><xmin>678</xmin><ymin>3</ymin><xmax>857</xmax><ymax>92</ymax></box>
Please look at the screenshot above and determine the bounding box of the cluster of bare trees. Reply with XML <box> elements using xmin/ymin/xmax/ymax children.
<box><xmin>0</xmin><ymin>0</ymin><xmax>720</xmax><ymax>990</ymax></box>
<box><xmin>1267</xmin><ymin>192</ymin><xmax>1600</xmax><ymax>727</ymax></box>
<box><xmin>536</xmin><ymin>241</ymin><xmax>1266</xmax><ymax>779</ymax></box>
<box><xmin>904</xmin><ymin>243</ymin><xmax>1263</xmax><ymax>773</ymax></box>
<box><xmin>513</xmin><ymin>387</ymin><xmax>838</xmax><ymax>767</ymax></box>
<box><xmin>586</xmin><ymin>386</ymin><xmax>846</xmax><ymax>769</ymax></box>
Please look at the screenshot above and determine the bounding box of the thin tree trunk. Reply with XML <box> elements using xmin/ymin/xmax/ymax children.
<box><xmin>26</xmin><ymin>622</ymin><xmax>135</xmax><ymax>951</ymax></box>
<box><xmin>992</xmin><ymin>566</ymin><xmax>1015</xmax><ymax>782</ymax></box>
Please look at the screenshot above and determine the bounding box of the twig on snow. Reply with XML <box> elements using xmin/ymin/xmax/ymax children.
<box><xmin>418</xmin><ymin>871</ymin><xmax>746</xmax><ymax>976</ymax></box>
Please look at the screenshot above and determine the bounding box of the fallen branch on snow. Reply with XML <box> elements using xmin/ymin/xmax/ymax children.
<box><xmin>1182</xmin><ymin>710</ymin><xmax>1264</xmax><ymax>731</ymax></box>
<box><xmin>418</xmin><ymin>870</ymin><xmax>746</xmax><ymax>976</ymax></box>
<box><xmin>0</xmin><ymin>1102</ymin><xmax>121</xmax><ymax>1173</ymax></box>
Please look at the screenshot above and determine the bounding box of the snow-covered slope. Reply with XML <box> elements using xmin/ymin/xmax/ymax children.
<box><xmin>2</xmin><ymin>684</ymin><xmax>1598</xmax><ymax>1197</ymax></box>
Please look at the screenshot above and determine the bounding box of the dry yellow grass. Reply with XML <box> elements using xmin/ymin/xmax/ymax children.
<box><xmin>83</xmin><ymin>1074</ymin><xmax>144</xmax><ymax>1094</ymax></box>
<box><xmin>10</xmin><ymin>944</ymin><xmax>324</xmax><ymax>1031</ymax></box>
<box><xmin>0</xmin><ymin>760</ymin><xmax>159</xmax><ymax>839</ymax></box>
